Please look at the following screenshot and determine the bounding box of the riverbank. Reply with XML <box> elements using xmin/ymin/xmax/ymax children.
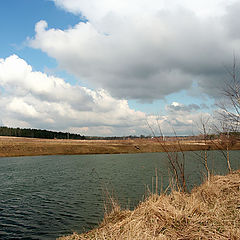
<box><xmin>59</xmin><ymin>170</ymin><xmax>240</xmax><ymax>240</ymax></box>
<box><xmin>0</xmin><ymin>136</ymin><xmax>240</xmax><ymax>157</ymax></box>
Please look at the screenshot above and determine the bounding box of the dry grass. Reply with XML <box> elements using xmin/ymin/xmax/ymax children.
<box><xmin>58</xmin><ymin>170</ymin><xmax>240</xmax><ymax>240</ymax></box>
<box><xmin>0</xmin><ymin>136</ymin><xmax>240</xmax><ymax>157</ymax></box>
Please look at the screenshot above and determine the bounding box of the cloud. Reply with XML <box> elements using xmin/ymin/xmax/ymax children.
<box><xmin>0</xmin><ymin>55</ymin><xmax>146</xmax><ymax>135</ymax></box>
<box><xmin>0</xmin><ymin>55</ymin><xmax>214</xmax><ymax>136</ymax></box>
<box><xmin>166</xmin><ymin>102</ymin><xmax>201</xmax><ymax>112</ymax></box>
<box><xmin>28</xmin><ymin>0</ymin><xmax>240</xmax><ymax>102</ymax></box>
<box><xmin>147</xmin><ymin>101</ymin><xmax>212</xmax><ymax>135</ymax></box>
<box><xmin>8</xmin><ymin>98</ymin><xmax>40</xmax><ymax>118</ymax></box>
<box><xmin>52</xmin><ymin>0</ymin><xmax>236</xmax><ymax>19</ymax></box>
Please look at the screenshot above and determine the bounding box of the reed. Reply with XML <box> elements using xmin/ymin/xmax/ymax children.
<box><xmin>58</xmin><ymin>170</ymin><xmax>240</xmax><ymax>240</ymax></box>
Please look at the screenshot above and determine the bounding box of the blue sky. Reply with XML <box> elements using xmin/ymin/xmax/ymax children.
<box><xmin>0</xmin><ymin>0</ymin><xmax>80</xmax><ymax>71</ymax></box>
<box><xmin>0</xmin><ymin>0</ymin><xmax>238</xmax><ymax>136</ymax></box>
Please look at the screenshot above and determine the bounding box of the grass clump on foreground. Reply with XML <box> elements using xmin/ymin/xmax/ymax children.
<box><xmin>59</xmin><ymin>170</ymin><xmax>240</xmax><ymax>240</ymax></box>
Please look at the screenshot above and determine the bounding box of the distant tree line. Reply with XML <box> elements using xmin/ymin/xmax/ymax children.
<box><xmin>0</xmin><ymin>126</ymin><xmax>85</xmax><ymax>140</ymax></box>
<box><xmin>3</xmin><ymin>126</ymin><xmax>235</xmax><ymax>141</ymax></box>
<box><xmin>0</xmin><ymin>126</ymin><xmax>151</xmax><ymax>140</ymax></box>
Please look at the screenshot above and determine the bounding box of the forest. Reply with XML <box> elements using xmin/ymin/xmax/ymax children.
<box><xmin>0</xmin><ymin>126</ymin><xmax>85</xmax><ymax>140</ymax></box>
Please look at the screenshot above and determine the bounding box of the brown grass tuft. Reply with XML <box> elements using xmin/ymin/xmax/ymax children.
<box><xmin>58</xmin><ymin>170</ymin><xmax>240</xmax><ymax>240</ymax></box>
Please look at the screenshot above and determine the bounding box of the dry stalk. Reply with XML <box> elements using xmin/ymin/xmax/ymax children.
<box><xmin>58</xmin><ymin>170</ymin><xmax>240</xmax><ymax>240</ymax></box>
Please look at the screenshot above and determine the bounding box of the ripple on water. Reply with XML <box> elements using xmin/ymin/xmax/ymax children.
<box><xmin>0</xmin><ymin>152</ymin><xmax>239</xmax><ymax>239</ymax></box>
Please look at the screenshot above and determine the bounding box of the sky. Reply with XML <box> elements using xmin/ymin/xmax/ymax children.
<box><xmin>0</xmin><ymin>0</ymin><xmax>239</xmax><ymax>136</ymax></box>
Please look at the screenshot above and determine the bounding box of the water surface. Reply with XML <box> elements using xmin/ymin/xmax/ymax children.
<box><xmin>0</xmin><ymin>151</ymin><xmax>239</xmax><ymax>239</ymax></box>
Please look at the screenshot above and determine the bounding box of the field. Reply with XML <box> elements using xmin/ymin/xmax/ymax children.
<box><xmin>0</xmin><ymin>136</ymin><xmax>240</xmax><ymax>157</ymax></box>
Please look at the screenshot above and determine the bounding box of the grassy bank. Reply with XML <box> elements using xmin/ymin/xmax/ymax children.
<box><xmin>1</xmin><ymin>136</ymin><xmax>240</xmax><ymax>157</ymax></box>
<box><xmin>59</xmin><ymin>170</ymin><xmax>240</xmax><ymax>240</ymax></box>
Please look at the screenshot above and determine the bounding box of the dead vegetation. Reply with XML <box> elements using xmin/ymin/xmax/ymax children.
<box><xmin>58</xmin><ymin>170</ymin><xmax>240</xmax><ymax>240</ymax></box>
<box><xmin>0</xmin><ymin>136</ymin><xmax>240</xmax><ymax>157</ymax></box>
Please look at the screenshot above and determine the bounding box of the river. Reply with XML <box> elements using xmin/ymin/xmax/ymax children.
<box><xmin>0</xmin><ymin>151</ymin><xmax>239</xmax><ymax>239</ymax></box>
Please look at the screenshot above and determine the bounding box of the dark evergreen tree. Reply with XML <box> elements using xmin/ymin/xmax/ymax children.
<box><xmin>0</xmin><ymin>126</ymin><xmax>85</xmax><ymax>140</ymax></box>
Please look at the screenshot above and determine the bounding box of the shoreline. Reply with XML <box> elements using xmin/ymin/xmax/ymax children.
<box><xmin>0</xmin><ymin>136</ymin><xmax>240</xmax><ymax>157</ymax></box>
<box><xmin>58</xmin><ymin>170</ymin><xmax>240</xmax><ymax>240</ymax></box>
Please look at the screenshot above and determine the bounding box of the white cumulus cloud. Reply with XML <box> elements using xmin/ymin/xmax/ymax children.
<box><xmin>0</xmin><ymin>55</ymin><xmax>147</xmax><ymax>135</ymax></box>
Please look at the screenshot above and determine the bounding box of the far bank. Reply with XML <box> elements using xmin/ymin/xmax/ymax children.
<box><xmin>0</xmin><ymin>136</ymin><xmax>240</xmax><ymax>157</ymax></box>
